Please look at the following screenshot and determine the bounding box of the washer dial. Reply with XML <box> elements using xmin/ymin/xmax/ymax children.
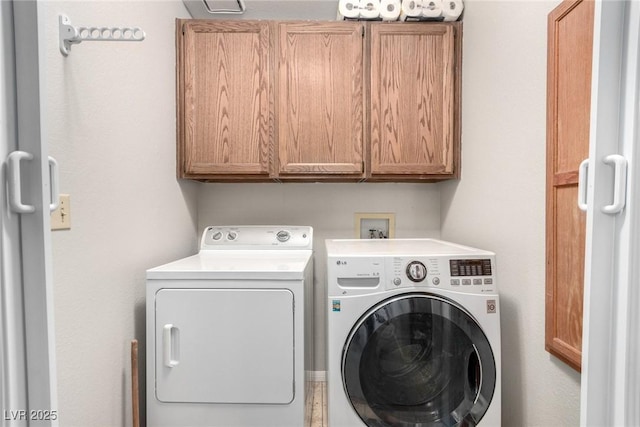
<box><xmin>406</xmin><ymin>261</ymin><xmax>427</xmax><ymax>282</ymax></box>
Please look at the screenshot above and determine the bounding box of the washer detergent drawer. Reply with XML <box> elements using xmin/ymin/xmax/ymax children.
<box><xmin>154</xmin><ymin>288</ymin><xmax>295</xmax><ymax>404</ymax></box>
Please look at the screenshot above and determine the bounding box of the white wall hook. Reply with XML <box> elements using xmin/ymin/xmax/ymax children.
<box><xmin>59</xmin><ymin>14</ymin><xmax>145</xmax><ymax>56</ymax></box>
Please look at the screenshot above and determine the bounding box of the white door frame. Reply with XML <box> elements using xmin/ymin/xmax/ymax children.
<box><xmin>580</xmin><ymin>1</ymin><xmax>640</xmax><ymax>425</ymax></box>
<box><xmin>1</xmin><ymin>0</ymin><xmax>29</xmax><ymax>420</ymax></box>
<box><xmin>2</xmin><ymin>1</ymin><xmax>58</xmax><ymax>424</ymax></box>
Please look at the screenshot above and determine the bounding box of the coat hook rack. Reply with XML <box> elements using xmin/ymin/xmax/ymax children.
<box><xmin>59</xmin><ymin>14</ymin><xmax>146</xmax><ymax>56</ymax></box>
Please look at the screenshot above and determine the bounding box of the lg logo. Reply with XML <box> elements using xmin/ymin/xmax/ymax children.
<box><xmin>336</xmin><ymin>260</ymin><xmax>348</xmax><ymax>265</ymax></box>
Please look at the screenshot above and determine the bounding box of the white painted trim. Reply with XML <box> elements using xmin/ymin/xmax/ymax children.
<box><xmin>11</xmin><ymin>1</ymin><xmax>58</xmax><ymax>423</ymax></box>
<box><xmin>581</xmin><ymin>1</ymin><xmax>640</xmax><ymax>425</ymax></box>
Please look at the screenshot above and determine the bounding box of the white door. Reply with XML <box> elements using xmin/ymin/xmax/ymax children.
<box><xmin>1</xmin><ymin>1</ymin><xmax>58</xmax><ymax>425</ymax></box>
<box><xmin>580</xmin><ymin>1</ymin><xmax>640</xmax><ymax>425</ymax></box>
<box><xmin>155</xmin><ymin>288</ymin><xmax>295</xmax><ymax>404</ymax></box>
<box><xmin>1</xmin><ymin>1</ymin><xmax>29</xmax><ymax>419</ymax></box>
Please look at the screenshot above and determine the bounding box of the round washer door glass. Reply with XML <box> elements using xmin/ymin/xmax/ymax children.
<box><xmin>342</xmin><ymin>294</ymin><xmax>496</xmax><ymax>427</ymax></box>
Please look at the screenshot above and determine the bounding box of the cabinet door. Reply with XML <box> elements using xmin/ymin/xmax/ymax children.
<box><xmin>545</xmin><ymin>0</ymin><xmax>594</xmax><ymax>372</ymax></box>
<box><xmin>178</xmin><ymin>20</ymin><xmax>272</xmax><ymax>178</ymax></box>
<box><xmin>369</xmin><ymin>23</ymin><xmax>461</xmax><ymax>178</ymax></box>
<box><xmin>277</xmin><ymin>22</ymin><xmax>364</xmax><ymax>176</ymax></box>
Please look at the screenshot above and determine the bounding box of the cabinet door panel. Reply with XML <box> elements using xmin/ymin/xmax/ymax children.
<box><xmin>278</xmin><ymin>22</ymin><xmax>364</xmax><ymax>175</ymax></box>
<box><xmin>545</xmin><ymin>0</ymin><xmax>593</xmax><ymax>372</ymax></box>
<box><xmin>370</xmin><ymin>23</ymin><xmax>459</xmax><ymax>176</ymax></box>
<box><xmin>551</xmin><ymin>186</ymin><xmax>586</xmax><ymax>359</ymax></box>
<box><xmin>180</xmin><ymin>21</ymin><xmax>271</xmax><ymax>177</ymax></box>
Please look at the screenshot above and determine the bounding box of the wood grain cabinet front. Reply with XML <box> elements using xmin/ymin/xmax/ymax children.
<box><xmin>177</xmin><ymin>20</ymin><xmax>462</xmax><ymax>182</ymax></box>
<box><xmin>177</xmin><ymin>20</ymin><xmax>273</xmax><ymax>180</ymax></box>
<box><xmin>545</xmin><ymin>0</ymin><xmax>594</xmax><ymax>372</ymax></box>
<box><xmin>277</xmin><ymin>22</ymin><xmax>365</xmax><ymax>178</ymax></box>
<box><xmin>369</xmin><ymin>22</ymin><xmax>461</xmax><ymax>180</ymax></box>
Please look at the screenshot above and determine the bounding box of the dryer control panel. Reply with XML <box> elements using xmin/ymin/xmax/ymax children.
<box><xmin>200</xmin><ymin>226</ymin><xmax>313</xmax><ymax>250</ymax></box>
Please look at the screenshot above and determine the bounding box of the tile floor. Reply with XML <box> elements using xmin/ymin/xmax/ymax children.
<box><xmin>306</xmin><ymin>381</ymin><xmax>327</xmax><ymax>427</ymax></box>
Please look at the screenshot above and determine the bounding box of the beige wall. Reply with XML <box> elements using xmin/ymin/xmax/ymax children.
<box><xmin>197</xmin><ymin>183</ymin><xmax>442</xmax><ymax>372</ymax></box>
<box><xmin>45</xmin><ymin>2</ymin><xmax>198</xmax><ymax>426</ymax></box>
<box><xmin>440</xmin><ymin>1</ymin><xmax>581</xmax><ymax>425</ymax></box>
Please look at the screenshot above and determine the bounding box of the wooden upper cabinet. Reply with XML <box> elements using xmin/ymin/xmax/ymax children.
<box><xmin>545</xmin><ymin>0</ymin><xmax>594</xmax><ymax>372</ymax></box>
<box><xmin>277</xmin><ymin>22</ymin><xmax>364</xmax><ymax>176</ymax></box>
<box><xmin>178</xmin><ymin>20</ymin><xmax>272</xmax><ymax>178</ymax></box>
<box><xmin>176</xmin><ymin>20</ymin><xmax>462</xmax><ymax>181</ymax></box>
<box><xmin>369</xmin><ymin>23</ymin><xmax>461</xmax><ymax>178</ymax></box>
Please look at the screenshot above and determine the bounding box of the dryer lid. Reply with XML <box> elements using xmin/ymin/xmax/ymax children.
<box><xmin>146</xmin><ymin>250</ymin><xmax>312</xmax><ymax>280</ymax></box>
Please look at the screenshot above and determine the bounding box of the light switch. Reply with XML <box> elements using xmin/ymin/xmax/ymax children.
<box><xmin>51</xmin><ymin>194</ymin><xmax>71</xmax><ymax>230</ymax></box>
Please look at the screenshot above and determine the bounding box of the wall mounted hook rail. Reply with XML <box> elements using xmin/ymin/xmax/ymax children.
<box><xmin>59</xmin><ymin>14</ymin><xmax>146</xmax><ymax>56</ymax></box>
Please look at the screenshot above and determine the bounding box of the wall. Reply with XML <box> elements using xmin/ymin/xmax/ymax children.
<box><xmin>439</xmin><ymin>0</ymin><xmax>581</xmax><ymax>425</ymax></box>
<box><xmin>197</xmin><ymin>183</ymin><xmax>442</xmax><ymax>372</ymax></box>
<box><xmin>44</xmin><ymin>2</ymin><xmax>198</xmax><ymax>426</ymax></box>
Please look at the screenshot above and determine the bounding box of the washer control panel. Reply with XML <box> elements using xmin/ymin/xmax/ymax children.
<box><xmin>387</xmin><ymin>256</ymin><xmax>496</xmax><ymax>293</ymax></box>
<box><xmin>200</xmin><ymin>226</ymin><xmax>312</xmax><ymax>250</ymax></box>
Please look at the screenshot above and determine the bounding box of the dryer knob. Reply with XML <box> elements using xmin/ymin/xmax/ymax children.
<box><xmin>276</xmin><ymin>230</ymin><xmax>291</xmax><ymax>242</ymax></box>
<box><xmin>406</xmin><ymin>261</ymin><xmax>427</xmax><ymax>282</ymax></box>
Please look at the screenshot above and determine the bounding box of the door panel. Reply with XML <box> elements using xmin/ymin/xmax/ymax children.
<box><xmin>278</xmin><ymin>22</ymin><xmax>364</xmax><ymax>175</ymax></box>
<box><xmin>581</xmin><ymin>1</ymin><xmax>640</xmax><ymax>425</ymax></box>
<box><xmin>3</xmin><ymin>1</ymin><xmax>58</xmax><ymax>421</ymax></box>
<box><xmin>180</xmin><ymin>21</ymin><xmax>271</xmax><ymax>177</ymax></box>
<box><xmin>155</xmin><ymin>288</ymin><xmax>294</xmax><ymax>404</ymax></box>
<box><xmin>370</xmin><ymin>23</ymin><xmax>458</xmax><ymax>176</ymax></box>
<box><xmin>545</xmin><ymin>0</ymin><xmax>593</xmax><ymax>372</ymax></box>
<box><xmin>1</xmin><ymin>0</ymin><xmax>28</xmax><ymax>413</ymax></box>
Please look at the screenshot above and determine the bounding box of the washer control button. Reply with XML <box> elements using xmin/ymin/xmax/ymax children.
<box><xmin>462</xmin><ymin>279</ymin><xmax>472</xmax><ymax>286</ymax></box>
<box><xmin>484</xmin><ymin>278</ymin><xmax>493</xmax><ymax>285</ymax></box>
<box><xmin>406</xmin><ymin>261</ymin><xmax>427</xmax><ymax>282</ymax></box>
<box><xmin>432</xmin><ymin>277</ymin><xmax>440</xmax><ymax>285</ymax></box>
<box><xmin>211</xmin><ymin>231</ymin><xmax>223</xmax><ymax>241</ymax></box>
<box><xmin>473</xmin><ymin>278</ymin><xmax>483</xmax><ymax>285</ymax></box>
<box><xmin>451</xmin><ymin>279</ymin><xmax>460</xmax><ymax>286</ymax></box>
<box><xmin>276</xmin><ymin>230</ymin><xmax>291</xmax><ymax>242</ymax></box>
<box><xmin>227</xmin><ymin>231</ymin><xmax>238</xmax><ymax>241</ymax></box>
<box><xmin>393</xmin><ymin>277</ymin><xmax>402</xmax><ymax>286</ymax></box>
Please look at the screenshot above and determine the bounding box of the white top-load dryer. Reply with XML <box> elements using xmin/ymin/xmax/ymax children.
<box><xmin>146</xmin><ymin>226</ymin><xmax>313</xmax><ymax>427</ymax></box>
<box><xmin>326</xmin><ymin>238</ymin><xmax>501</xmax><ymax>427</ymax></box>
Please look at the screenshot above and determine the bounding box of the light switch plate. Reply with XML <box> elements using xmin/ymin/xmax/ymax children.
<box><xmin>51</xmin><ymin>194</ymin><xmax>71</xmax><ymax>230</ymax></box>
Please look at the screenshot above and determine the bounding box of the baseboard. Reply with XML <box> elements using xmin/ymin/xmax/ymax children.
<box><xmin>307</xmin><ymin>370</ymin><xmax>326</xmax><ymax>382</ymax></box>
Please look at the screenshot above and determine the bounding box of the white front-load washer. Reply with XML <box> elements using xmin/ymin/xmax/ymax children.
<box><xmin>146</xmin><ymin>226</ymin><xmax>313</xmax><ymax>427</ymax></box>
<box><xmin>326</xmin><ymin>239</ymin><xmax>501</xmax><ymax>427</ymax></box>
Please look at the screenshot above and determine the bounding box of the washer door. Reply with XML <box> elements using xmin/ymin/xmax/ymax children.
<box><xmin>342</xmin><ymin>294</ymin><xmax>496</xmax><ymax>427</ymax></box>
